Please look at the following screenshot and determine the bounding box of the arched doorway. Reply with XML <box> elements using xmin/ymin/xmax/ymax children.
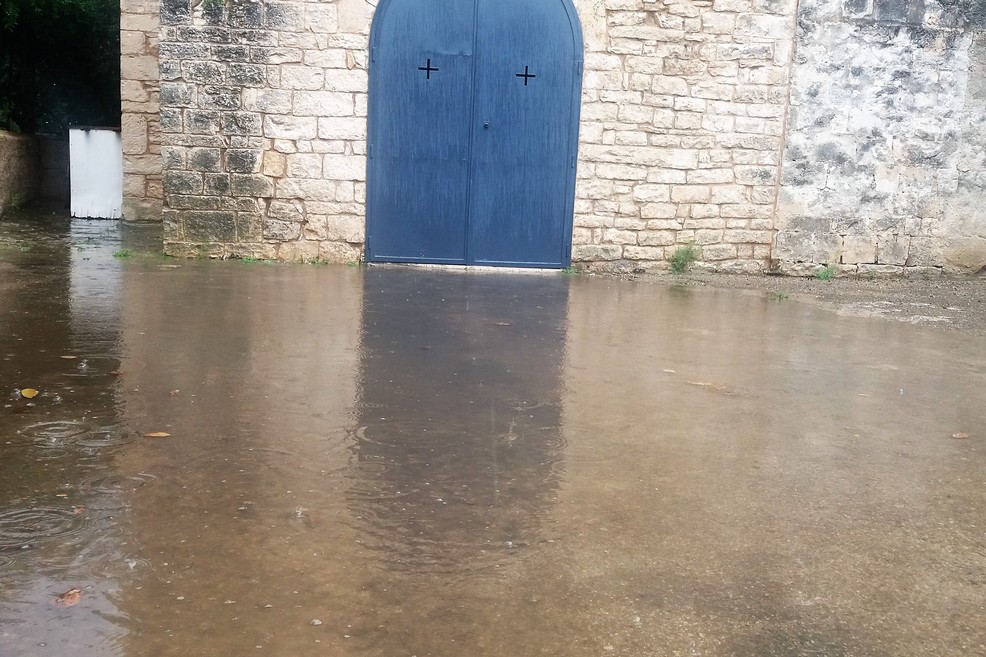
<box><xmin>365</xmin><ymin>0</ymin><xmax>583</xmax><ymax>268</ymax></box>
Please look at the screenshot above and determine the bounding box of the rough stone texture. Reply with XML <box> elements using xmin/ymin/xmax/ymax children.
<box><xmin>569</xmin><ymin>0</ymin><xmax>796</xmax><ymax>273</ymax></box>
<box><xmin>159</xmin><ymin>0</ymin><xmax>369</xmax><ymax>259</ymax></box>
<box><xmin>139</xmin><ymin>0</ymin><xmax>984</xmax><ymax>272</ymax></box>
<box><xmin>121</xmin><ymin>0</ymin><xmax>164</xmax><ymax>221</ymax></box>
<box><xmin>0</xmin><ymin>131</ymin><xmax>39</xmax><ymax>216</ymax></box>
<box><xmin>776</xmin><ymin>0</ymin><xmax>986</xmax><ymax>274</ymax></box>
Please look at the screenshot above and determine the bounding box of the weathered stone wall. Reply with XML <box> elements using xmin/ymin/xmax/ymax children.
<box><xmin>158</xmin><ymin>0</ymin><xmax>798</xmax><ymax>268</ymax></box>
<box><xmin>159</xmin><ymin>0</ymin><xmax>370</xmax><ymax>261</ymax></box>
<box><xmin>121</xmin><ymin>0</ymin><xmax>164</xmax><ymax>221</ymax></box>
<box><xmin>147</xmin><ymin>0</ymin><xmax>986</xmax><ymax>273</ymax></box>
<box><xmin>0</xmin><ymin>131</ymin><xmax>39</xmax><ymax>216</ymax></box>
<box><xmin>776</xmin><ymin>0</ymin><xmax>986</xmax><ymax>275</ymax></box>
<box><xmin>572</xmin><ymin>0</ymin><xmax>796</xmax><ymax>273</ymax></box>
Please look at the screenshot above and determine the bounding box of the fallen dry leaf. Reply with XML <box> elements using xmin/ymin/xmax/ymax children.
<box><xmin>60</xmin><ymin>355</ymin><xmax>78</xmax><ymax>360</ymax></box>
<box><xmin>73</xmin><ymin>506</ymin><xmax>86</xmax><ymax>515</ymax></box>
<box><xmin>20</xmin><ymin>388</ymin><xmax>38</xmax><ymax>399</ymax></box>
<box><xmin>53</xmin><ymin>589</ymin><xmax>82</xmax><ymax>608</ymax></box>
<box><xmin>109</xmin><ymin>370</ymin><xmax>123</xmax><ymax>375</ymax></box>
<box><xmin>952</xmin><ymin>432</ymin><xmax>970</xmax><ymax>440</ymax></box>
<box><xmin>169</xmin><ymin>389</ymin><xmax>180</xmax><ymax>396</ymax></box>
<box><xmin>144</xmin><ymin>432</ymin><xmax>171</xmax><ymax>438</ymax></box>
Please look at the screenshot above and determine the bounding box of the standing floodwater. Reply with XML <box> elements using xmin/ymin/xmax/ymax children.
<box><xmin>1</xmin><ymin>216</ymin><xmax>984</xmax><ymax>657</ymax></box>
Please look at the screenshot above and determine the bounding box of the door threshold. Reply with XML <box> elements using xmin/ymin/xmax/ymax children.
<box><xmin>366</xmin><ymin>262</ymin><xmax>563</xmax><ymax>275</ymax></box>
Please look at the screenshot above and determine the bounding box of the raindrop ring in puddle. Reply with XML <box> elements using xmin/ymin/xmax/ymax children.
<box><xmin>0</xmin><ymin>505</ymin><xmax>86</xmax><ymax>550</ymax></box>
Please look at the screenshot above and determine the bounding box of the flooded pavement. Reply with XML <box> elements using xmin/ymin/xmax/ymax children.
<box><xmin>1</xmin><ymin>215</ymin><xmax>984</xmax><ymax>657</ymax></box>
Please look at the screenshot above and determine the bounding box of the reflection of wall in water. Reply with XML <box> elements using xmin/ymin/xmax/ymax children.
<box><xmin>348</xmin><ymin>269</ymin><xmax>570</xmax><ymax>574</ymax></box>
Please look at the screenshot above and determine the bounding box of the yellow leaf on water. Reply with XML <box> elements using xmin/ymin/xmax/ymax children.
<box><xmin>60</xmin><ymin>355</ymin><xmax>78</xmax><ymax>360</ymax></box>
<box><xmin>952</xmin><ymin>432</ymin><xmax>970</xmax><ymax>440</ymax></box>
<box><xmin>20</xmin><ymin>388</ymin><xmax>38</xmax><ymax>399</ymax></box>
<box><xmin>144</xmin><ymin>432</ymin><xmax>171</xmax><ymax>438</ymax></box>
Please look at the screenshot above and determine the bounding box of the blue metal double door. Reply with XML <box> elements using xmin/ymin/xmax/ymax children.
<box><xmin>366</xmin><ymin>0</ymin><xmax>583</xmax><ymax>268</ymax></box>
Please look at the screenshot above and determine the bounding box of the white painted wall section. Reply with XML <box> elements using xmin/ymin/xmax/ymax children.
<box><xmin>70</xmin><ymin>128</ymin><xmax>123</xmax><ymax>219</ymax></box>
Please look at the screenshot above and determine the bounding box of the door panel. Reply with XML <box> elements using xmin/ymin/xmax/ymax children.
<box><xmin>468</xmin><ymin>0</ymin><xmax>579</xmax><ymax>267</ymax></box>
<box><xmin>367</xmin><ymin>0</ymin><xmax>582</xmax><ymax>268</ymax></box>
<box><xmin>366</xmin><ymin>1</ymin><xmax>476</xmax><ymax>263</ymax></box>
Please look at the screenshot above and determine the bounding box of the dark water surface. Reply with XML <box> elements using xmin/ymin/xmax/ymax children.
<box><xmin>1</xmin><ymin>217</ymin><xmax>984</xmax><ymax>657</ymax></box>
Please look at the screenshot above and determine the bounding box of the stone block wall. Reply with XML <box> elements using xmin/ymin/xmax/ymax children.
<box><xmin>121</xmin><ymin>0</ymin><xmax>165</xmax><ymax>221</ymax></box>
<box><xmin>571</xmin><ymin>0</ymin><xmax>797</xmax><ymax>273</ymax></box>
<box><xmin>159</xmin><ymin>0</ymin><xmax>371</xmax><ymax>261</ymax></box>
<box><xmin>0</xmin><ymin>131</ymin><xmax>39</xmax><ymax>216</ymax></box>
<box><xmin>146</xmin><ymin>0</ymin><xmax>986</xmax><ymax>274</ymax></box>
<box><xmin>776</xmin><ymin>0</ymin><xmax>986</xmax><ymax>275</ymax></box>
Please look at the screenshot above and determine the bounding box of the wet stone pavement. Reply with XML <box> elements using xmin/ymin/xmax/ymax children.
<box><xmin>1</xmin><ymin>214</ymin><xmax>984</xmax><ymax>657</ymax></box>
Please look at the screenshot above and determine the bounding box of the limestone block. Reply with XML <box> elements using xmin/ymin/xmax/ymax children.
<box><xmin>573</xmin><ymin>245</ymin><xmax>622</xmax><ymax>261</ymax></box>
<box><xmin>632</xmin><ymin>184</ymin><xmax>670</xmax><ymax>202</ymax></box>
<box><xmin>317</xmin><ymin>117</ymin><xmax>367</xmax><ymax>140</ymax></box>
<box><xmin>188</xmin><ymin>148</ymin><xmax>221</xmax><ymax>172</ymax></box>
<box><xmin>638</xmin><ymin>230</ymin><xmax>676</xmax><ymax>246</ymax></box>
<box><xmin>876</xmin><ymin>234</ymin><xmax>909</xmax><ymax>266</ymax></box>
<box><xmin>943</xmin><ymin>237</ymin><xmax>986</xmax><ymax>273</ymax></box>
<box><xmin>251</xmin><ymin>47</ymin><xmax>303</xmax><ymax>65</ymax></box>
<box><xmin>701</xmin><ymin>244</ymin><xmax>738</xmax><ymax>260</ymax></box>
<box><xmin>265</xmin><ymin>3</ymin><xmax>304</xmax><ymax>30</ymax></box>
<box><xmin>262</xmin><ymin>151</ymin><xmax>287</xmax><ymax>177</ymax></box>
<box><xmin>225</xmin><ymin>149</ymin><xmax>262</xmax><ymax>173</ymax></box>
<box><xmin>322</xmin><ymin>155</ymin><xmax>367</xmax><ymax>181</ymax></box>
<box><xmin>268</xmin><ymin>200</ymin><xmax>306</xmax><ymax>222</ymax></box>
<box><xmin>690</xmin><ymin>204</ymin><xmax>721</xmax><ymax>218</ymax></box>
<box><xmin>122</xmin><ymin>114</ymin><xmax>149</xmax><ymax>155</ymax></box>
<box><xmin>324</xmin><ymin>70</ymin><xmax>369</xmax><ymax>93</ymax></box>
<box><xmin>301</xmin><ymin>52</ymin><xmax>345</xmax><ymax>75</ymax></box>
<box><xmin>160</xmin><ymin>82</ymin><xmax>196</xmax><ymax>108</ymax></box>
<box><xmin>184</xmin><ymin>110</ymin><xmax>220</xmax><ymax>135</ymax></box>
<box><xmin>280</xmin><ymin>66</ymin><xmax>325</xmax><ymax>90</ymax></box>
<box><xmin>305</xmin><ymin>3</ymin><xmax>338</xmax><ymax>32</ymax></box>
<box><xmin>287</xmin><ymin>153</ymin><xmax>324</xmax><ymax>178</ymax></box>
<box><xmin>688</xmin><ymin>169</ymin><xmax>733</xmax><ymax>184</ymax></box>
<box><xmin>774</xmin><ymin>231</ymin><xmax>841</xmax><ymax>263</ymax></box>
<box><xmin>293</xmin><ymin>91</ymin><xmax>354</xmax><ymax>117</ymax></box>
<box><xmin>671</xmin><ymin>185</ymin><xmax>711</xmax><ymax>203</ymax></box>
<box><xmin>264</xmin><ymin>219</ymin><xmax>304</xmax><ymax>242</ymax></box>
<box><xmin>231</xmin><ymin>174</ymin><xmax>275</xmax><ymax>197</ymax></box>
<box><xmin>264</xmin><ymin>115</ymin><xmax>317</xmax><ymax>140</ymax></box>
<box><xmin>122</xmin><ymin>55</ymin><xmax>159</xmax><ymax>81</ymax></box>
<box><xmin>337</xmin><ymin>0</ymin><xmax>375</xmax><ymax>33</ymax></box>
<box><xmin>857</xmin><ymin>264</ymin><xmax>904</xmax><ymax>278</ymax></box>
<box><xmin>326</xmin><ymin>214</ymin><xmax>365</xmax><ymax>243</ymax></box>
<box><xmin>641</xmin><ymin>203</ymin><xmax>677</xmax><ymax>218</ymax></box>
<box><xmin>229</xmin><ymin>63</ymin><xmax>268</xmax><ymax>87</ymax></box>
<box><xmin>206</xmin><ymin>45</ymin><xmax>245</xmax><ymax>63</ymax></box>
<box><xmin>840</xmin><ymin>235</ymin><xmax>877</xmax><ymax>264</ymax></box>
<box><xmin>203</xmin><ymin>174</ymin><xmax>231</xmax><ymax>195</ymax></box>
<box><xmin>184</xmin><ymin>211</ymin><xmax>237</xmax><ymax>242</ymax></box>
<box><xmin>276</xmin><ymin>178</ymin><xmax>337</xmax><ymax>201</ymax></box>
<box><xmin>318</xmin><ymin>240</ymin><xmax>363</xmax><ymax>263</ymax></box>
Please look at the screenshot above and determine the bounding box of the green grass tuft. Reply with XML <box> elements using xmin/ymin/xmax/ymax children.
<box><xmin>669</xmin><ymin>245</ymin><xmax>698</xmax><ymax>274</ymax></box>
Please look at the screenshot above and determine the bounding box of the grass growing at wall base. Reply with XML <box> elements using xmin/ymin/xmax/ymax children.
<box><xmin>669</xmin><ymin>246</ymin><xmax>699</xmax><ymax>274</ymax></box>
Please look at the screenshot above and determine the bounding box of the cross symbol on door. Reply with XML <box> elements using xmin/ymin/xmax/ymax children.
<box><xmin>515</xmin><ymin>65</ymin><xmax>536</xmax><ymax>86</ymax></box>
<box><xmin>418</xmin><ymin>58</ymin><xmax>439</xmax><ymax>80</ymax></box>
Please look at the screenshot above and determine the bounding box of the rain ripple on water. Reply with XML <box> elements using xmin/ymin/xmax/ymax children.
<box><xmin>0</xmin><ymin>505</ymin><xmax>88</xmax><ymax>550</ymax></box>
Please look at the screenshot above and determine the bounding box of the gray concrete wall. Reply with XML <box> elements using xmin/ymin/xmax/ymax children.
<box><xmin>776</xmin><ymin>0</ymin><xmax>986</xmax><ymax>275</ymax></box>
<box><xmin>0</xmin><ymin>130</ymin><xmax>39</xmax><ymax>216</ymax></box>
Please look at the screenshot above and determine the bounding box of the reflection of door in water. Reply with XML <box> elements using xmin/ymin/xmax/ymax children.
<box><xmin>347</xmin><ymin>268</ymin><xmax>569</xmax><ymax>573</ymax></box>
<box><xmin>366</xmin><ymin>0</ymin><xmax>583</xmax><ymax>268</ymax></box>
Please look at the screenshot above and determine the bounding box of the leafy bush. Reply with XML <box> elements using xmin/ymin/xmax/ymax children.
<box><xmin>0</xmin><ymin>0</ymin><xmax>120</xmax><ymax>133</ymax></box>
